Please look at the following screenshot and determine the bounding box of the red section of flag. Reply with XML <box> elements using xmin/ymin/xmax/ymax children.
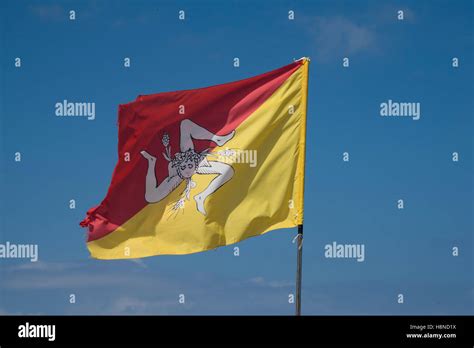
<box><xmin>80</xmin><ymin>61</ymin><xmax>303</xmax><ymax>242</ymax></box>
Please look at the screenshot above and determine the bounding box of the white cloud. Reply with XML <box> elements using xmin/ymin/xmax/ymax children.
<box><xmin>307</xmin><ymin>16</ymin><xmax>377</xmax><ymax>61</ymax></box>
<box><xmin>246</xmin><ymin>276</ymin><xmax>293</xmax><ymax>288</ymax></box>
<box><xmin>128</xmin><ymin>259</ymin><xmax>147</xmax><ymax>269</ymax></box>
<box><xmin>3</xmin><ymin>261</ymin><xmax>156</xmax><ymax>289</ymax></box>
<box><xmin>7</xmin><ymin>261</ymin><xmax>78</xmax><ymax>272</ymax></box>
<box><xmin>106</xmin><ymin>296</ymin><xmax>179</xmax><ymax>315</ymax></box>
<box><xmin>5</xmin><ymin>273</ymin><xmax>134</xmax><ymax>289</ymax></box>
<box><xmin>1</xmin><ymin>261</ymin><xmax>302</xmax><ymax>314</ymax></box>
<box><xmin>28</xmin><ymin>4</ymin><xmax>64</xmax><ymax>21</ymax></box>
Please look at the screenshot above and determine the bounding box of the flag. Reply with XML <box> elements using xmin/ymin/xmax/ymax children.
<box><xmin>80</xmin><ymin>58</ymin><xmax>310</xmax><ymax>259</ymax></box>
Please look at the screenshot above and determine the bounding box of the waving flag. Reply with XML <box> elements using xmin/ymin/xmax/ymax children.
<box><xmin>80</xmin><ymin>58</ymin><xmax>310</xmax><ymax>259</ymax></box>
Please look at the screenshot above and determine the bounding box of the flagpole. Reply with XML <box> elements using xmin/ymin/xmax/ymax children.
<box><xmin>294</xmin><ymin>57</ymin><xmax>309</xmax><ymax>316</ymax></box>
<box><xmin>295</xmin><ymin>224</ymin><xmax>303</xmax><ymax>315</ymax></box>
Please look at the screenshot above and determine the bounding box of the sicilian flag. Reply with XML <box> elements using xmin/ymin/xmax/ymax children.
<box><xmin>80</xmin><ymin>58</ymin><xmax>310</xmax><ymax>259</ymax></box>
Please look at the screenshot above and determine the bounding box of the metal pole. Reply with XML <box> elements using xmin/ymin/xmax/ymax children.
<box><xmin>295</xmin><ymin>57</ymin><xmax>309</xmax><ymax>316</ymax></box>
<box><xmin>295</xmin><ymin>224</ymin><xmax>303</xmax><ymax>315</ymax></box>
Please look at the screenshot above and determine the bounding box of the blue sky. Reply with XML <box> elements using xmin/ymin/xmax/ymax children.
<box><xmin>0</xmin><ymin>0</ymin><xmax>472</xmax><ymax>315</ymax></box>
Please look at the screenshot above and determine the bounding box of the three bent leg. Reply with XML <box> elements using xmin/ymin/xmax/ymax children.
<box><xmin>194</xmin><ymin>161</ymin><xmax>234</xmax><ymax>215</ymax></box>
<box><xmin>140</xmin><ymin>151</ymin><xmax>183</xmax><ymax>203</ymax></box>
<box><xmin>180</xmin><ymin>119</ymin><xmax>235</xmax><ymax>152</ymax></box>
